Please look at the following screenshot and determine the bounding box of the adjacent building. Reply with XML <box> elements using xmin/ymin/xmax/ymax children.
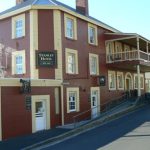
<box><xmin>0</xmin><ymin>0</ymin><xmax>149</xmax><ymax>140</ymax></box>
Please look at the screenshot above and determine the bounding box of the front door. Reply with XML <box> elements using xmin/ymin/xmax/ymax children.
<box><xmin>91</xmin><ymin>91</ymin><xmax>98</xmax><ymax>119</ymax></box>
<box><xmin>35</xmin><ymin>101</ymin><xmax>46</xmax><ymax>131</ymax></box>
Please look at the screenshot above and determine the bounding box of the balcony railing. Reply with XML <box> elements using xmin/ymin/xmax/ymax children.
<box><xmin>106</xmin><ymin>50</ymin><xmax>150</xmax><ymax>63</ymax></box>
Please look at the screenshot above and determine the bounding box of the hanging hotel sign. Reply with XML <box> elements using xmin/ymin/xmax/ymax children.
<box><xmin>36</xmin><ymin>51</ymin><xmax>57</xmax><ymax>67</ymax></box>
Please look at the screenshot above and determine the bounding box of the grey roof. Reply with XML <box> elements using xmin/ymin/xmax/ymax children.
<box><xmin>0</xmin><ymin>0</ymin><xmax>119</xmax><ymax>32</ymax></box>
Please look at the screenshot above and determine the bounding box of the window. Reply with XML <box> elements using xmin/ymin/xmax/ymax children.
<box><xmin>66</xmin><ymin>18</ymin><xmax>74</xmax><ymax>38</ymax></box>
<box><xmin>67</xmin><ymin>88</ymin><xmax>79</xmax><ymax>113</ymax></box>
<box><xmin>88</xmin><ymin>24</ymin><xmax>98</xmax><ymax>45</ymax></box>
<box><xmin>64</xmin><ymin>14</ymin><xmax>77</xmax><ymax>40</ymax></box>
<box><xmin>117</xmin><ymin>72</ymin><xmax>124</xmax><ymax>90</ymax></box>
<box><xmin>12</xmin><ymin>14</ymin><xmax>25</xmax><ymax>39</ymax></box>
<box><xmin>89</xmin><ymin>53</ymin><xmax>99</xmax><ymax>75</ymax></box>
<box><xmin>16</xmin><ymin>55</ymin><xmax>23</xmax><ymax>74</ymax></box>
<box><xmin>12</xmin><ymin>50</ymin><xmax>26</xmax><ymax>75</ymax></box>
<box><xmin>15</xmin><ymin>20</ymin><xmax>23</xmax><ymax>38</ymax></box>
<box><xmin>66</xmin><ymin>48</ymin><xmax>78</xmax><ymax>74</ymax></box>
<box><xmin>108</xmin><ymin>71</ymin><xmax>116</xmax><ymax>90</ymax></box>
<box><xmin>134</xmin><ymin>74</ymin><xmax>144</xmax><ymax>89</ymax></box>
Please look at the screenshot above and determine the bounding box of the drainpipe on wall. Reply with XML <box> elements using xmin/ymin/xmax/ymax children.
<box><xmin>137</xmin><ymin>65</ymin><xmax>141</xmax><ymax>97</ymax></box>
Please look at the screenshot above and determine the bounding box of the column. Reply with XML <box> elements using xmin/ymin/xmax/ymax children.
<box><xmin>137</xmin><ymin>65</ymin><xmax>141</xmax><ymax>97</ymax></box>
<box><xmin>146</xmin><ymin>42</ymin><xmax>149</xmax><ymax>61</ymax></box>
<box><xmin>137</xmin><ymin>37</ymin><xmax>140</xmax><ymax>59</ymax></box>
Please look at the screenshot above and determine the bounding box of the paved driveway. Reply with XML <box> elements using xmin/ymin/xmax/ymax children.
<box><xmin>40</xmin><ymin>105</ymin><xmax>150</xmax><ymax>150</ymax></box>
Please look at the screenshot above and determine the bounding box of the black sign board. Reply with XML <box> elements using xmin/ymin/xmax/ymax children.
<box><xmin>36</xmin><ymin>51</ymin><xmax>57</xmax><ymax>67</ymax></box>
<box><xmin>98</xmin><ymin>76</ymin><xmax>106</xmax><ymax>86</ymax></box>
<box><xmin>20</xmin><ymin>79</ymin><xmax>31</xmax><ymax>94</ymax></box>
<box><xmin>25</xmin><ymin>96</ymin><xmax>31</xmax><ymax>111</ymax></box>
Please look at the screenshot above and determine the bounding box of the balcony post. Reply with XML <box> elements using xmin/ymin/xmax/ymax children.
<box><xmin>146</xmin><ymin>42</ymin><xmax>149</xmax><ymax>61</ymax></box>
<box><xmin>137</xmin><ymin>65</ymin><xmax>141</xmax><ymax>97</ymax></box>
<box><xmin>137</xmin><ymin>37</ymin><xmax>140</xmax><ymax>59</ymax></box>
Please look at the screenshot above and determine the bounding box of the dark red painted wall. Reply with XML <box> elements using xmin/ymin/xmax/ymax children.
<box><xmin>37</xmin><ymin>10</ymin><xmax>55</xmax><ymax>79</ymax></box>
<box><xmin>1</xmin><ymin>86</ymin><xmax>61</xmax><ymax>140</ymax></box>
<box><xmin>0</xmin><ymin>12</ymin><xmax>30</xmax><ymax>78</ymax></box>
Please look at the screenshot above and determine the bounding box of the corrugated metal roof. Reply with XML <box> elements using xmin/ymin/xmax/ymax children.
<box><xmin>0</xmin><ymin>0</ymin><xmax>119</xmax><ymax>32</ymax></box>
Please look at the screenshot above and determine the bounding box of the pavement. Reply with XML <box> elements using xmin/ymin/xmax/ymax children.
<box><xmin>0</xmin><ymin>128</ymin><xmax>70</xmax><ymax>150</ymax></box>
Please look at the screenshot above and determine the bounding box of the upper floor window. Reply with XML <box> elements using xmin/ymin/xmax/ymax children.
<box><xmin>15</xmin><ymin>20</ymin><xmax>23</xmax><ymax>38</ymax></box>
<box><xmin>66</xmin><ymin>48</ymin><xmax>78</xmax><ymax>74</ymax></box>
<box><xmin>12</xmin><ymin>14</ymin><xmax>25</xmax><ymax>39</ymax></box>
<box><xmin>66</xmin><ymin>18</ymin><xmax>74</xmax><ymax>38</ymax></box>
<box><xmin>12</xmin><ymin>50</ymin><xmax>26</xmax><ymax>75</ymax></box>
<box><xmin>64</xmin><ymin>14</ymin><xmax>77</xmax><ymax>40</ymax></box>
<box><xmin>89</xmin><ymin>53</ymin><xmax>99</xmax><ymax>75</ymax></box>
<box><xmin>16</xmin><ymin>55</ymin><xmax>23</xmax><ymax>74</ymax></box>
<box><xmin>88</xmin><ymin>24</ymin><xmax>98</xmax><ymax>45</ymax></box>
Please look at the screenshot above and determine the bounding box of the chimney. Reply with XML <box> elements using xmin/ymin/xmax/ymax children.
<box><xmin>16</xmin><ymin>0</ymin><xmax>28</xmax><ymax>5</ymax></box>
<box><xmin>76</xmin><ymin>0</ymin><xmax>89</xmax><ymax>16</ymax></box>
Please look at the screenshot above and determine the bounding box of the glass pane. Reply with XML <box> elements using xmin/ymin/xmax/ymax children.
<box><xmin>36</xmin><ymin>102</ymin><xmax>43</xmax><ymax>113</ymax></box>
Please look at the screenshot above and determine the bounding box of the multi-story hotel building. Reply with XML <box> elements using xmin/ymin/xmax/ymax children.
<box><xmin>0</xmin><ymin>0</ymin><xmax>149</xmax><ymax>140</ymax></box>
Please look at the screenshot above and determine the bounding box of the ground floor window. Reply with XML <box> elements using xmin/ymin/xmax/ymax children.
<box><xmin>134</xmin><ymin>74</ymin><xmax>144</xmax><ymax>89</ymax></box>
<box><xmin>117</xmin><ymin>72</ymin><xmax>124</xmax><ymax>90</ymax></box>
<box><xmin>108</xmin><ymin>71</ymin><xmax>116</xmax><ymax>90</ymax></box>
<box><xmin>67</xmin><ymin>88</ymin><xmax>79</xmax><ymax>113</ymax></box>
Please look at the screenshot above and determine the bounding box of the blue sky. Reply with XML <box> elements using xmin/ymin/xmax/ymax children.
<box><xmin>0</xmin><ymin>0</ymin><xmax>150</xmax><ymax>39</ymax></box>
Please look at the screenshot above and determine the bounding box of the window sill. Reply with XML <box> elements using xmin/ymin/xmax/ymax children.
<box><xmin>65</xmin><ymin>36</ymin><xmax>77</xmax><ymax>41</ymax></box>
<box><xmin>88</xmin><ymin>42</ymin><xmax>98</xmax><ymax>46</ymax></box>
<box><xmin>109</xmin><ymin>88</ymin><xmax>116</xmax><ymax>91</ymax></box>
<box><xmin>12</xmin><ymin>36</ymin><xmax>25</xmax><ymax>40</ymax></box>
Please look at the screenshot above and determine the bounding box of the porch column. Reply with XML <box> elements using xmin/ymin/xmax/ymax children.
<box><xmin>137</xmin><ymin>65</ymin><xmax>141</xmax><ymax>97</ymax></box>
<box><xmin>137</xmin><ymin>37</ymin><xmax>140</xmax><ymax>59</ymax></box>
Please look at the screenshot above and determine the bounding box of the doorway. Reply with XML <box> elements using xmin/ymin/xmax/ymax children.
<box><xmin>91</xmin><ymin>87</ymin><xmax>100</xmax><ymax>119</ymax></box>
<box><xmin>32</xmin><ymin>95</ymin><xmax>50</xmax><ymax>133</ymax></box>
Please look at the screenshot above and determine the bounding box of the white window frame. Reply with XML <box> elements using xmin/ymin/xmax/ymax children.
<box><xmin>12</xmin><ymin>14</ymin><xmax>25</xmax><ymax>39</ymax></box>
<box><xmin>89</xmin><ymin>53</ymin><xmax>99</xmax><ymax>75</ymax></box>
<box><xmin>88</xmin><ymin>23</ymin><xmax>98</xmax><ymax>45</ymax></box>
<box><xmin>108</xmin><ymin>71</ymin><xmax>116</xmax><ymax>90</ymax></box>
<box><xmin>67</xmin><ymin>88</ymin><xmax>79</xmax><ymax>113</ymax></box>
<box><xmin>64</xmin><ymin>14</ymin><xmax>77</xmax><ymax>40</ymax></box>
<box><xmin>66</xmin><ymin>48</ymin><xmax>78</xmax><ymax>74</ymax></box>
<box><xmin>117</xmin><ymin>72</ymin><xmax>124</xmax><ymax>90</ymax></box>
<box><xmin>134</xmin><ymin>74</ymin><xmax>144</xmax><ymax>89</ymax></box>
<box><xmin>12</xmin><ymin>50</ymin><xmax>26</xmax><ymax>75</ymax></box>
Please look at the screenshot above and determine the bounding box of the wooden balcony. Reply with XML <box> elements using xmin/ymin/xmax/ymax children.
<box><xmin>105</xmin><ymin>33</ymin><xmax>150</xmax><ymax>72</ymax></box>
<box><xmin>106</xmin><ymin>50</ymin><xmax>150</xmax><ymax>63</ymax></box>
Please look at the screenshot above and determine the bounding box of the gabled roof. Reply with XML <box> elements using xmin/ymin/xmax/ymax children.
<box><xmin>0</xmin><ymin>0</ymin><xmax>119</xmax><ymax>32</ymax></box>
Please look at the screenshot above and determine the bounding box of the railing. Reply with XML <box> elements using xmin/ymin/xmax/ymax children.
<box><xmin>73</xmin><ymin>91</ymin><xmax>149</xmax><ymax>128</ymax></box>
<box><xmin>73</xmin><ymin>93</ymin><xmax>128</xmax><ymax>128</ymax></box>
<box><xmin>106</xmin><ymin>50</ymin><xmax>150</xmax><ymax>63</ymax></box>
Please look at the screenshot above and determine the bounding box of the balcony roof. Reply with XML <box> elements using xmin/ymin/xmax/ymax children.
<box><xmin>105</xmin><ymin>33</ymin><xmax>150</xmax><ymax>52</ymax></box>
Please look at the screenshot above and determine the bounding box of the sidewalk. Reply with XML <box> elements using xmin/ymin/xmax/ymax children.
<box><xmin>0</xmin><ymin>128</ymin><xmax>71</xmax><ymax>150</ymax></box>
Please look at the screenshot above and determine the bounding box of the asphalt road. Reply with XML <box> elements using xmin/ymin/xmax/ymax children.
<box><xmin>39</xmin><ymin>105</ymin><xmax>150</xmax><ymax>150</ymax></box>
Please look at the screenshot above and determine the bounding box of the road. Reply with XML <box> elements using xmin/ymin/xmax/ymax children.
<box><xmin>39</xmin><ymin>105</ymin><xmax>150</xmax><ymax>150</ymax></box>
